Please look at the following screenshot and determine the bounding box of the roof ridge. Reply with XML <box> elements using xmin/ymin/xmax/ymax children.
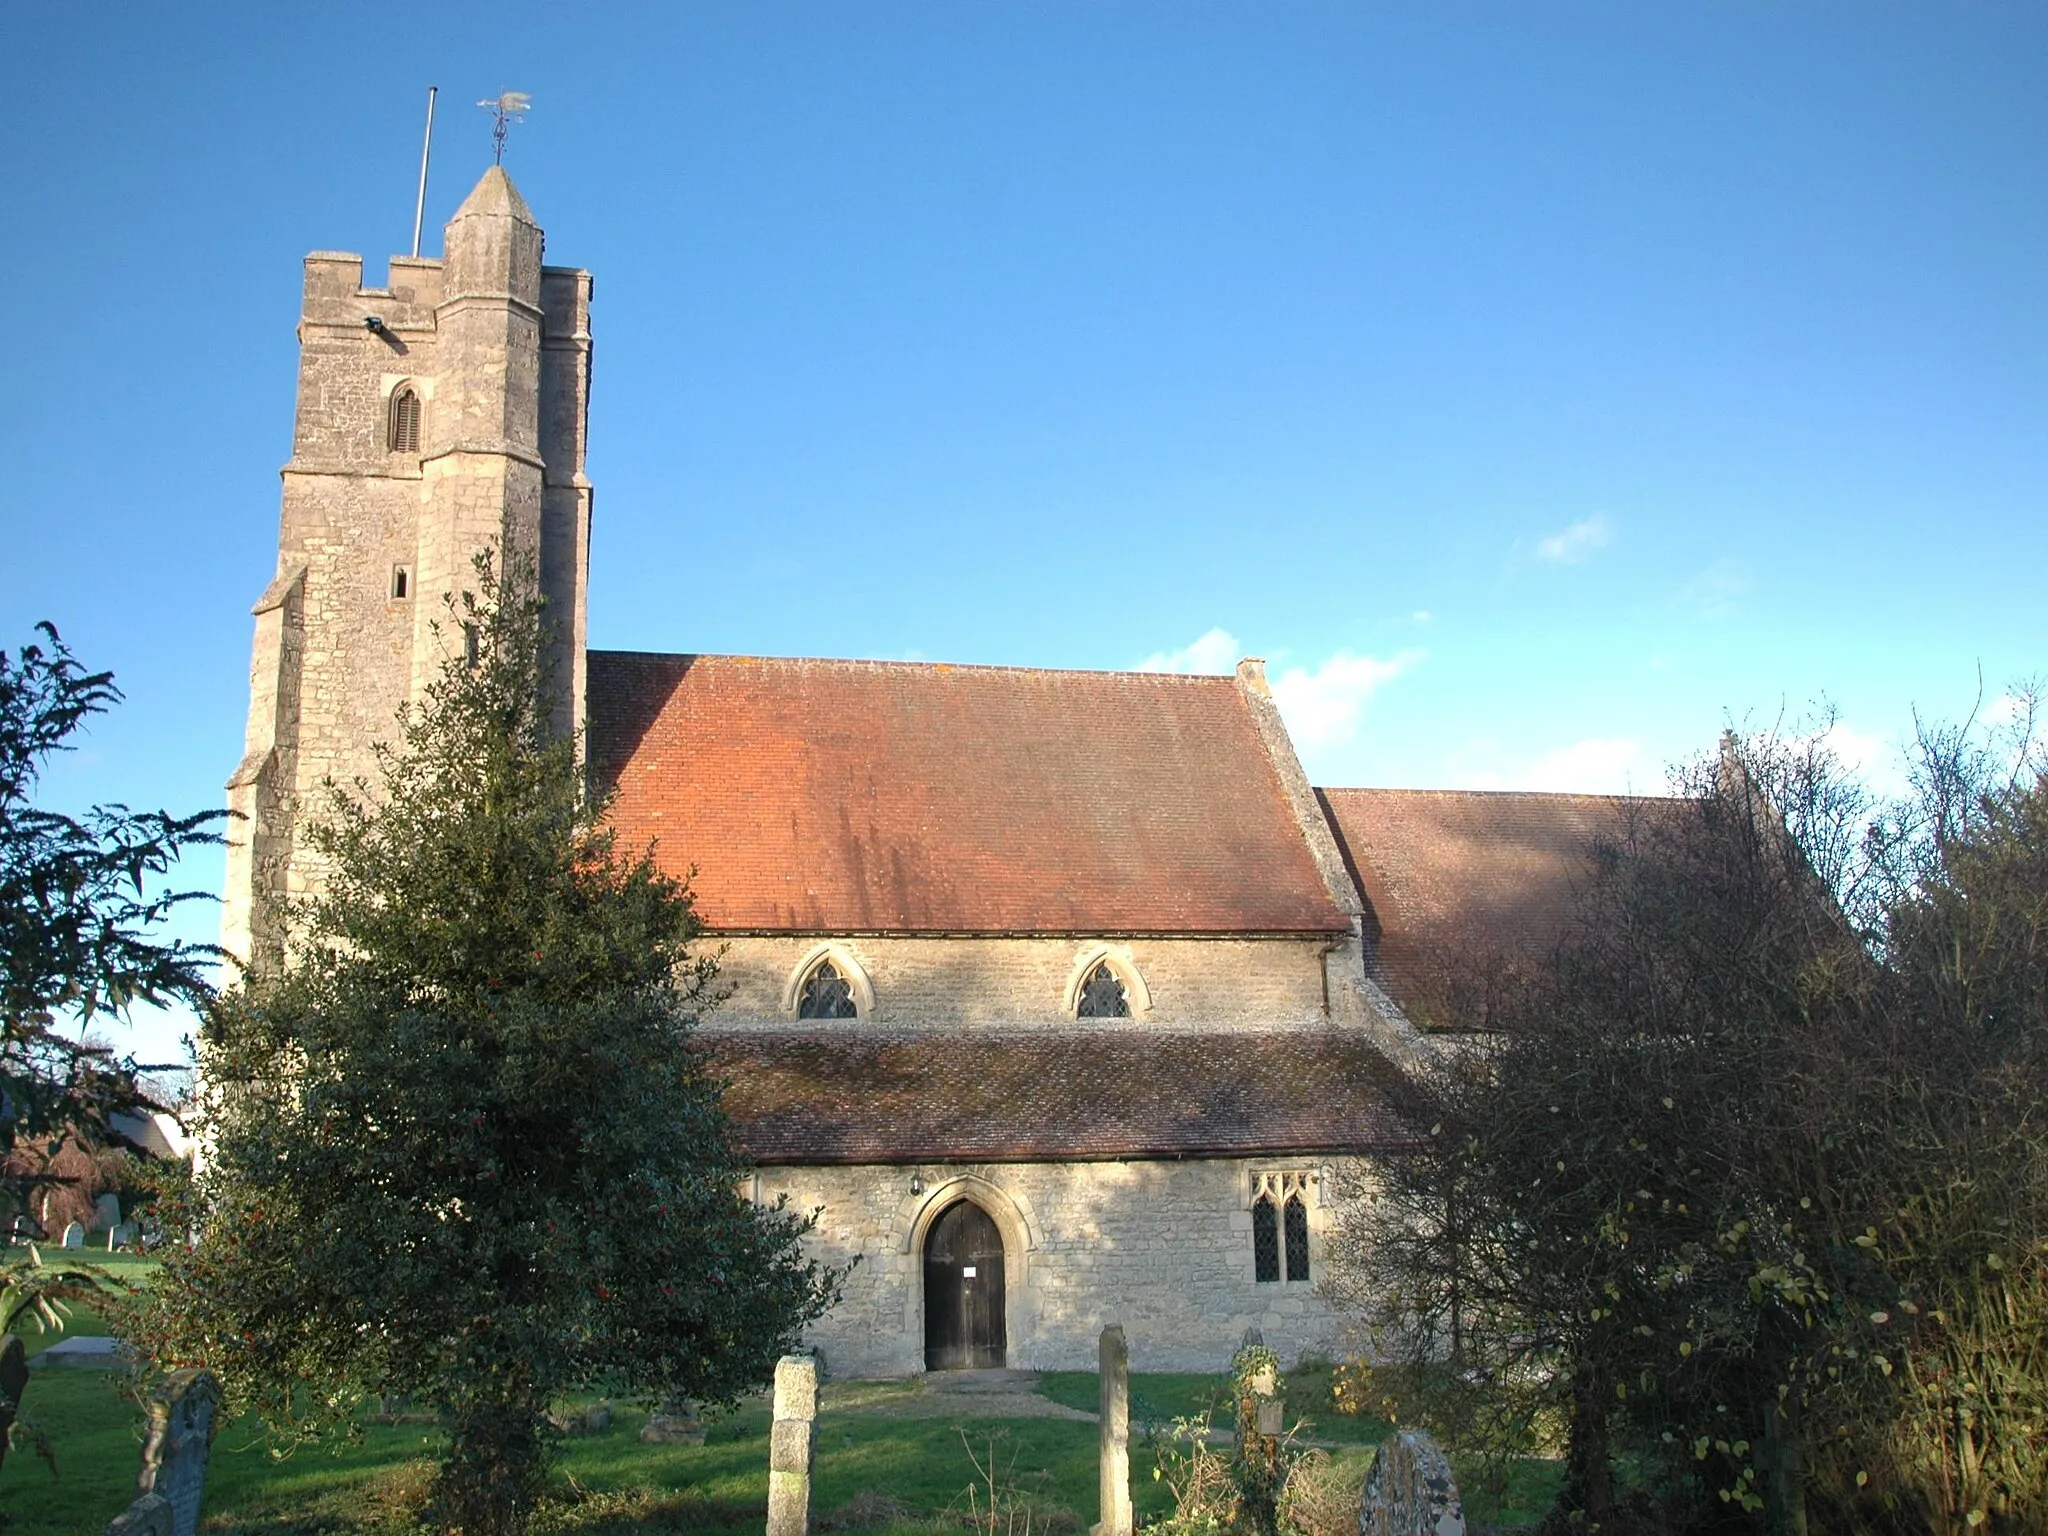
<box><xmin>588</xmin><ymin>648</ymin><xmax>1241</xmax><ymax>684</ymax></box>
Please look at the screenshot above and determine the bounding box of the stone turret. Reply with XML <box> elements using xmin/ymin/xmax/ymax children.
<box><xmin>222</xmin><ymin>166</ymin><xmax>592</xmax><ymax>972</ymax></box>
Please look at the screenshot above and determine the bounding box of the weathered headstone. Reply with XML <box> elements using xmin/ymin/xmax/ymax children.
<box><xmin>135</xmin><ymin>1369</ymin><xmax>221</xmax><ymax>1536</ymax></box>
<box><xmin>766</xmin><ymin>1354</ymin><xmax>817</xmax><ymax>1536</ymax></box>
<box><xmin>1358</xmin><ymin>1429</ymin><xmax>1465</xmax><ymax>1536</ymax></box>
<box><xmin>1094</xmin><ymin>1324</ymin><xmax>1132</xmax><ymax>1536</ymax></box>
<box><xmin>641</xmin><ymin>1397</ymin><xmax>707</xmax><ymax>1444</ymax></box>
<box><xmin>61</xmin><ymin>1220</ymin><xmax>85</xmax><ymax>1249</ymax></box>
<box><xmin>104</xmin><ymin>1493</ymin><xmax>173</xmax><ymax>1536</ymax></box>
<box><xmin>94</xmin><ymin>1192</ymin><xmax>122</xmax><ymax>1230</ymax></box>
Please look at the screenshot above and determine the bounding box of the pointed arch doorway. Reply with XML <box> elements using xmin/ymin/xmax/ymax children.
<box><xmin>923</xmin><ymin>1199</ymin><xmax>1006</xmax><ymax>1370</ymax></box>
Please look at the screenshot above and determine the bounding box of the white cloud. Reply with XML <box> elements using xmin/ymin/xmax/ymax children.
<box><xmin>1453</xmin><ymin>736</ymin><xmax>1650</xmax><ymax>794</ymax></box>
<box><xmin>1136</xmin><ymin>628</ymin><xmax>1421</xmax><ymax>748</ymax></box>
<box><xmin>1536</xmin><ymin>515</ymin><xmax>1613</xmax><ymax>564</ymax></box>
<box><xmin>1136</xmin><ymin>627</ymin><xmax>1242</xmax><ymax>675</ymax></box>
<box><xmin>1676</xmin><ymin>559</ymin><xmax>1751</xmax><ymax>619</ymax></box>
<box><xmin>1271</xmin><ymin>650</ymin><xmax>1424</xmax><ymax>747</ymax></box>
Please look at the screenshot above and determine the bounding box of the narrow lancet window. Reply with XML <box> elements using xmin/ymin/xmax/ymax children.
<box><xmin>389</xmin><ymin>386</ymin><xmax>422</xmax><ymax>453</ymax></box>
<box><xmin>1283</xmin><ymin>1194</ymin><xmax>1310</xmax><ymax>1283</ymax></box>
<box><xmin>1252</xmin><ymin>1194</ymin><xmax>1280</xmax><ymax>1283</ymax></box>
<box><xmin>798</xmin><ymin>958</ymin><xmax>858</xmax><ymax>1019</ymax></box>
<box><xmin>1076</xmin><ymin>960</ymin><xmax>1130</xmax><ymax>1018</ymax></box>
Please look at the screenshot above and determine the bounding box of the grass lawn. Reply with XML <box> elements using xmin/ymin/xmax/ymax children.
<box><xmin>0</xmin><ymin>1263</ymin><xmax>1556</xmax><ymax>1533</ymax></box>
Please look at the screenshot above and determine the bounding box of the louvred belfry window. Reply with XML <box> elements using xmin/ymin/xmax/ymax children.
<box><xmin>389</xmin><ymin>386</ymin><xmax>422</xmax><ymax>453</ymax></box>
<box><xmin>1076</xmin><ymin>961</ymin><xmax>1129</xmax><ymax>1018</ymax></box>
<box><xmin>1252</xmin><ymin>1194</ymin><xmax>1281</xmax><ymax>1283</ymax></box>
<box><xmin>797</xmin><ymin>959</ymin><xmax>857</xmax><ymax>1019</ymax></box>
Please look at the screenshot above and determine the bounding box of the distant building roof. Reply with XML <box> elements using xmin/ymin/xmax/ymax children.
<box><xmin>1318</xmin><ymin>787</ymin><xmax>1638</xmax><ymax>1021</ymax></box>
<box><xmin>588</xmin><ymin>652</ymin><xmax>1351</xmax><ymax>936</ymax></box>
<box><xmin>700</xmin><ymin>1026</ymin><xmax>1407</xmax><ymax>1164</ymax></box>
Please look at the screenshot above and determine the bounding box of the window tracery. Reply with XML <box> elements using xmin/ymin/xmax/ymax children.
<box><xmin>797</xmin><ymin>957</ymin><xmax>858</xmax><ymax>1019</ymax></box>
<box><xmin>1076</xmin><ymin>960</ymin><xmax>1129</xmax><ymax>1018</ymax></box>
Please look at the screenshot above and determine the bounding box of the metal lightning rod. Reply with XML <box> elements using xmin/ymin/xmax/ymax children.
<box><xmin>411</xmin><ymin>85</ymin><xmax>438</xmax><ymax>259</ymax></box>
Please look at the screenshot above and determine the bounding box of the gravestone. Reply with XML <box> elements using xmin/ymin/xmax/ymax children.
<box><xmin>104</xmin><ymin>1493</ymin><xmax>173</xmax><ymax>1536</ymax></box>
<box><xmin>766</xmin><ymin>1355</ymin><xmax>817</xmax><ymax>1536</ymax></box>
<box><xmin>61</xmin><ymin>1220</ymin><xmax>85</xmax><ymax>1249</ymax></box>
<box><xmin>641</xmin><ymin>1397</ymin><xmax>707</xmax><ymax>1444</ymax></box>
<box><xmin>1358</xmin><ymin>1430</ymin><xmax>1465</xmax><ymax>1536</ymax></box>
<box><xmin>135</xmin><ymin>1369</ymin><xmax>221</xmax><ymax>1536</ymax></box>
<box><xmin>94</xmin><ymin>1193</ymin><xmax>122</xmax><ymax>1230</ymax></box>
<box><xmin>1093</xmin><ymin>1325</ymin><xmax>1133</xmax><ymax>1536</ymax></box>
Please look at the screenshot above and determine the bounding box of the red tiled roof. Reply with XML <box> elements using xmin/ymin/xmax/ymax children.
<box><xmin>698</xmin><ymin>1027</ymin><xmax>1406</xmax><ymax>1164</ymax></box>
<box><xmin>587</xmin><ymin>653</ymin><xmax>1349</xmax><ymax>936</ymax></box>
<box><xmin>1317</xmin><ymin>788</ymin><xmax>1638</xmax><ymax>1018</ymax></box>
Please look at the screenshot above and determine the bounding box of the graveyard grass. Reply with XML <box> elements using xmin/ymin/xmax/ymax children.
<box><xmin>0</xmin><ymin>1257</ymin><xmax>1559</xmax><ymax>1532</ymax></box>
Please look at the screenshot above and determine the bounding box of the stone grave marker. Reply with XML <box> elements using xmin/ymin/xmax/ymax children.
<box><xmin>61</xmin><ymin>1220</ymin><xmax>85</xmax><ymax>1249</ymax></box>
<box><xmin>135</xmin><ymin>1369</ymin><xmax>221</xmax><ymax>1536</ymax></box>
<box><xmin>1358</xmin><ymin>1429</ymin><xmax>1465</xmax><ymax>1536</ymax></box>
<box><xmin>1094</xmin><ymin>1324</ymin><xmax>1133</xmax><ymax>1536</ymax></box>
<box><xmin>766</xmin><ymin>1354</ymin><xmax>817</xmax><ymax>1536</ymax></box>
<box><xmin>103</xmin><ymin>1492</ymin><xmax>173</xmax><ymax>1536</ymax></box>
<box><xmin>641</xmin><ymin>1397</ymin><xmax>707</xmax><ymax>1444</ymax></box>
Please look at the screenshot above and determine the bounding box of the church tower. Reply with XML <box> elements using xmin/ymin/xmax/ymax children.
<box><xmin>222</xmin><ymin>165</ymin><xmax>592</xmax><ymax>971</ymax></box>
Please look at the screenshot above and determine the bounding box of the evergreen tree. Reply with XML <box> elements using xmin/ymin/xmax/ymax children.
<box><xmin>139</xmin><ymin>557</ymin><xmax>835</xmax><ymax>1536</ymax></box>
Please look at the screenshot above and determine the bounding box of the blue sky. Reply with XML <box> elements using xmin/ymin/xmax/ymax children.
<box><xmin>4</xmin><ymin>3</ymin><xmax>2045</xmax><ymax>1058</ymax></box>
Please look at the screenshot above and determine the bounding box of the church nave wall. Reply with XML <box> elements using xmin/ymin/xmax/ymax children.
<box><xmin>756</xmin><ymin>1156</ymin><xmax>1373</xmax><ymax>1379</ymax></box>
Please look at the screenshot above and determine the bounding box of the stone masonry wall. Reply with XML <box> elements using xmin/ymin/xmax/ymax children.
<box><xmin>705</xmin><ymin>934</ymin><xmax>1348</xmax><ymax>1029</ymax></box>
<box><xmin>221</xmin><ymin>171</ymin><xmax>591</xmax><ymax>967</ymax></box>
<box><xmin>758</xmin><ymin>1156</ymin><xmax>1374</xmax><ymax>1378</ymax></box>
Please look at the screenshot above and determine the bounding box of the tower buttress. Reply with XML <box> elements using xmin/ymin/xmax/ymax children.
<box><xmin>222</xmin><ymin>167</ymin><xmax>591</xmax><ymax>972</ymax></box>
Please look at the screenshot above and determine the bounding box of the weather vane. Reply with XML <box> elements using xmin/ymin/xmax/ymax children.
<box><xmin>477</xmin><ymin>91</ymin><xmax>531</xmax><ymax>165</ymax></box>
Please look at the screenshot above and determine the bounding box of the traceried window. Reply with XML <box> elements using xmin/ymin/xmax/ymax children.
<box><xmin>1252</xmin><ymin>1171</ymin><xmax>1313</xmax><ymax>1284</ymax></box>
<box><xmin>1252</xmin><ymin>1194</ymin><xmax>1281</xmax><ymax>1283</ymax></box>
<box><xmin>1283</xmin><ymin>1194</ymin><xmax>1310</xmax><ymax>1284</ymax></box>
<box><xmin>797</xmin><ymin>958</ymin><xmax>858</xmax><ymax>1019</ymax></box>
<box><xmin>389</xmin><ymin>385</ymin><xmax>422</xmax><ymax>453</ymax></box>
<box><xmin>1076</xmin><ymin>960</ymin><xmax>1130</xmax><ymax>1018</ymax></box>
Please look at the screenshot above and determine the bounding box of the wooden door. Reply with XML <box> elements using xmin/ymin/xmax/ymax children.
<box><xmin>923</xmin><ymin>1200</ymin><xmax>1006</xmax><ymax>1370</ymax></box>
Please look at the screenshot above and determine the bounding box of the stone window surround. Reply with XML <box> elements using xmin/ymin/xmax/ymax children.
<box><xmin>782</xmin><ymin>942</ymin><xmax>876</xmax><ymax>1019</ymax></box>
<box><xmin>1247</xmin><ymin>1167</ymin><xmax>1321</xmax><ymax>1285</ymax></box>
<box><xmin>1060</xmin><ymin>944</ymin><xmax>1151</xmax><ymax>1019</ymax></box>
<box><xmin>381</xmin><ymin>374</ymin><xmax>434</xmax><ymax>463</ymax></box>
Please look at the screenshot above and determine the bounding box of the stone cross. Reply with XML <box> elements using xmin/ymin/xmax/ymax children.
<box><xmin>766</xmin><ymin>1354</ymin><xmax>818</xmax><ymax>1536</ymax></box>
<box><xmin>1358</xmin><ymin>1429</ymin><xmax>1465</xmax><ymax>1536</ymax></box>
<box><xmin>134</xmin><ymin>1369</ymin><xmax>222</xmax><ymax>1536</ymax></box>
<box><xmin>1094</xmin><ymin>1324</ymin><xmax>1133</xmax><ymax>1536</ymax></box>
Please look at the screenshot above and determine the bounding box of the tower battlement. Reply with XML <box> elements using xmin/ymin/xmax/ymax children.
<box><xmin>224</xmin><ymin>166</ymin><xmax>593</xmax><ymax>971</ymax></box>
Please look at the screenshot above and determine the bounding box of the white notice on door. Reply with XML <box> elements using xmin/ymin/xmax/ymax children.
<box><xmin>962</xmin><ymin>1266</ymin><xmax>977</xmax><ymax>1278</ymax></box>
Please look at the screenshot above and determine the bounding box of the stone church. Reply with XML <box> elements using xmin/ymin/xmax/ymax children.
<box><xmin>225</xmin><ymin>165</ymin><xmax>1617</xmax><ymax>1378</ymax></box>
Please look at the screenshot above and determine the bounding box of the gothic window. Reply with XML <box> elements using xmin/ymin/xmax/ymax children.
<box><xmin>1076</xmin><ymin>960</ymin><xmax>1129</xmax><ymax>1018</ymax></box>
<box><xmin>1284</xmin><ymin>1194</ymin><xmax>1310</xmax><ymax>1284</ymax></box>
<box><xmin>1252</xmin><ymin>1194</ymin><xmax>1281</xmax><ymax>1283</ymax></box>
<box><xmin>1251</xmin><ymin>1171</ymin><xmax>1314</xmax><ymax>1284</ymax></box>
<box><xmin>798</xmin><ymin>958</ymin><xmax>858</xmax><ymax>1019</ymax></box>
<box><xmin>389</xmin><ymin>386</ymin><xmax>422</xmax><ymax>453</ymax></box>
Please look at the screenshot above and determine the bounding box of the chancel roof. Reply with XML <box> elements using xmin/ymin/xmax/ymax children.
<box><xmin>1318</xmin><ymin>787</ymin><xmax>1636</xmax><ymax>1021</ymax></box>
<box><xmin>587</xmin><ymin>652</ymin><xmax>1350</xmax><ymax>936</ymax></box>
<box><xmin>699</xmin><ymin>1027</ymin><xmax>1406</xmax><ymax>1164</ymax></box>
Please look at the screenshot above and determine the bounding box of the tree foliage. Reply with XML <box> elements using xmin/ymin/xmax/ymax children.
<box><xmin>137</xmin><ymin>559</ymin><xmax>837</xmax><ymax>1536</ymax></box>
<box><xmin>0</xmin><ymin>623</ymin><xmax>221</xmax><ymax>1227</ymax></box>
<box><xmin>1331</xmin><ymin>709</ymin><xmax>2048</xmax><ymax>1535</ymax></box>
